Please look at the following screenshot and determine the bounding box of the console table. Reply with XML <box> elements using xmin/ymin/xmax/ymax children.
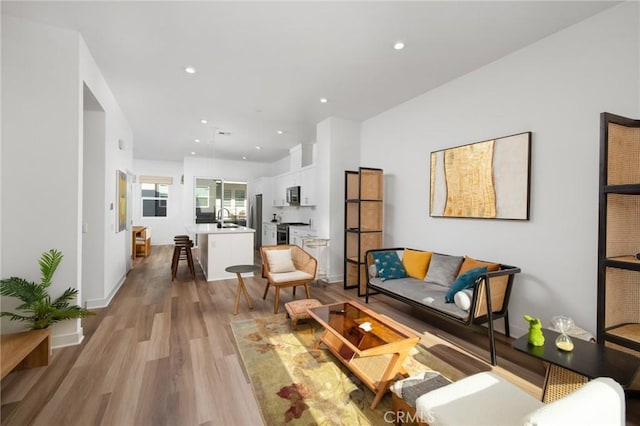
<box><xmin>513</xmin><ymin>328</ymin><xmax>639</xmax><ymax>402</ymax></box>
<box><xmin>131</xmin><ymin>226</ymin><xmax>147</xmax><ymax>260</ymax></box>
<box><xmin>307</xmin><ymin>301</ymin><xmax>420</xmax><ymax>409</ymax></box>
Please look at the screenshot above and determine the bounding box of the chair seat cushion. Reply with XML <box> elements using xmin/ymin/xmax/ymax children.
<box><xmin>268</xmin><ymin>270</ymin><xmax>313</xmax><ymax>283</ymax></box>
<box><xmin>415</xmin><ymin>372</ymin><xmax>543</xmax><ymax>426</ymax></box>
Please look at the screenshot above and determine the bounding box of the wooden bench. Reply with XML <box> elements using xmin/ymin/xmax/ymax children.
<box><xmin>1</xmin><ymin>328</ymin><xmax>51</xmax><ymax>380</ymax></box>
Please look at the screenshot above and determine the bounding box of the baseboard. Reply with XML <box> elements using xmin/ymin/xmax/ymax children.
<box><xmin>52</xmin><ymin>328</ymin><xmax>85</xmax><ymax>349</ymax></box>
<box><xmin>85</xmin><ymin>274</ymin><xmax>126</xmax><ymax>309</ymax></box>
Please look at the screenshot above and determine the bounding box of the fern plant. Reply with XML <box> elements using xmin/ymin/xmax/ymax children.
<box><xmin>0</xmin><ymin>249</ymin><xmax>95</xmax><ymax>330</ymax></box>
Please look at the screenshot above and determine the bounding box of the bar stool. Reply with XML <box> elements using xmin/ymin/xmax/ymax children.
<box><xmin>171</xmin><ymin>235</ymin><xmax>195</xmax><ymax>280</ymax></box>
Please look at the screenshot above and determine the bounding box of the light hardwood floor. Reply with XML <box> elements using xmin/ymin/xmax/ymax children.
<box><xmin>1</xmin><ymin>245</ymin><xmax>637</xmax><ymax>425</ymax></box>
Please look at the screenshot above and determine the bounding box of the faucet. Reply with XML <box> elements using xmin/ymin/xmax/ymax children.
<box><xmin>217</xmin><ymin>208</ymin><xmax>231</xmax><ymax>224</ymax></box>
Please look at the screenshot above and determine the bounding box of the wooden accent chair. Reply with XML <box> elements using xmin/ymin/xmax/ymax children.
<box><xmin>260</xmin><ymin>244</ymin><xmax>317</xmax><ymax>314</ymax></box>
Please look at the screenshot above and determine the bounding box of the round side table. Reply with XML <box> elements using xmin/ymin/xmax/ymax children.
<box><xmin>225</xmin><ymin>264</ymin><xmax>259</xmax><ymax>315</ymax></box>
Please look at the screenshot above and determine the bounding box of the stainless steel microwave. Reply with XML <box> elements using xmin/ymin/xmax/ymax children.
<box><xmin>286</xmin><ymin>186</ymin><xmax>300</xmax><ymax>205</ymax></box>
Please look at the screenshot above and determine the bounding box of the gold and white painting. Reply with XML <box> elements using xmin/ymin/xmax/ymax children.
<box><xmin>430</xmin><ymin>132</ymin><xmax>531</xmax><ymax>220</ymax></box>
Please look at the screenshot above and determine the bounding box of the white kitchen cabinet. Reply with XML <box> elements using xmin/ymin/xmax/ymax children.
<box><xmin>289</xmin><ymin>226</ymin><xmax>314</xmax><ymax>247</ymax></box>
<box><xmin>195</xmin><ymin>228</ymin><xmax>255</xmax><ymax>281</ymax></box>
<box><xmin>263</xmin><ymin>223</ymin><xmax>277</xmax><ymax>246</ymax></box>
<box><xmin>272</xmin><ymin>174</ymin><xmax>287</xmax><ymax>206</ymax></box>
<box><xmin>300</xmin><ymin>165</ymin><xmax>316</xmax><ymax>206</ymax></box>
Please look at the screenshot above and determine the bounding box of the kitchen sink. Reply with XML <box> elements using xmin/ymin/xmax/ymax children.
<box><xmin>221</xmin><ymin>224</ymin><xmax>239</xmax><ymax>228</ymax></box>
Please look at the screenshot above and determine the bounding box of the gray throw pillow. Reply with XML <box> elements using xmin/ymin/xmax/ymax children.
<box><xmin>424</xmin><ymin>253</ymin><xmax>464</xmax><ymax>287</ymax></box>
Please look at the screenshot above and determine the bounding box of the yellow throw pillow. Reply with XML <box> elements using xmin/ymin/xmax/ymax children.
<box><xmin>457</xmin><ymin>256</ymin><xmax>500</xmax><ymax>276</ymax></box>
<box><xmin>402</xmin><ymin>249</ymin><xmax>432</xmax><ymax>280</ymax></box>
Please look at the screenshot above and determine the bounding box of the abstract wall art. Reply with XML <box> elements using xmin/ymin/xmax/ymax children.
<box><xmin>117</xmin><ymin>170</ymin><xmax>127</xmax><ymax>232</ymax></box>
<box><xmin>430</xmin><ymin>132</ymin><xmax>531</xmax><ymax>220</ymax></box>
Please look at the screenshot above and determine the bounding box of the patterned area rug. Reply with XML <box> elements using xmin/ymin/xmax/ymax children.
<box><xmin>231</xmin><ymin>314</ymin><xmax>464</xmax><ymax>425</ymax></box>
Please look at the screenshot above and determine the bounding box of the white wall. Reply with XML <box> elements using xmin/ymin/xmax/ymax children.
<box><xmin>1</xmin><ymin>16</ymin><xmax>81</xmax><ymax>340</ymax></box>
<box><xmin>316</xmin><ymin>117</ymin><xmax>361</xmax><ymax>282</ymax></box>
<box><xmin>82</xmin><ymin>105</ymin><xmax>106</xmax><ymax>306</ymax></box>
<box><xmin>360</xmin><ymin>2</ymin><xmax>640</xmax><ymax>336</ymax></box>
<box><xmin>2</xmin><ymin>16</ymin><xmax>133</xmax><ymax>336</ymax></box>
<box><xmin>80</xmin><ymin>31</ymin><xmax>133</xmax><ymax>310</ymax></box>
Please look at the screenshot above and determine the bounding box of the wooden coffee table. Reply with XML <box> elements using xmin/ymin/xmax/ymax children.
<box><xmin>307</xmin><ymin>300</ymin><xmax>420</xmax><ymax>409</ymax></box>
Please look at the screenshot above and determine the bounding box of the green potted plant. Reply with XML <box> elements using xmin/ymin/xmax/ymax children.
<box><xmin>0</xmin><ymin>249</ymin><xmax>95</xmax><ymax>330</ymax></box>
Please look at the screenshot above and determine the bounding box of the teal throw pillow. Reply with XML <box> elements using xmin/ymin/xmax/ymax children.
<box><xmin>444</xmin><ymin>266</ymin><xmax>487</xmax><ymax>303</ymax></box>
<box><xmin>371</xmin><ymin>251</ymin><xmax>407</xmax><ymax>281</ymax></box>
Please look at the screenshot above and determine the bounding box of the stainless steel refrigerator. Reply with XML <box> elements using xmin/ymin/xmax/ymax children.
<box><xmin>252</xmin><ymin>194</ymin><xmax>262</xmax><ymax>249</ymax></box>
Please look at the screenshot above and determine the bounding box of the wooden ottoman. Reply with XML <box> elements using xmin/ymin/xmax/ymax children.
<box><xmin>284</xmin><ymin>298</ymin><xmax>322</xmax><ymax>329</ymax></box>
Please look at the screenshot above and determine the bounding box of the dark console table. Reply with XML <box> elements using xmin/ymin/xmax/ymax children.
<box><xmin>513</xmin><ymin>328</ymin><xmax>639</xmax><ymax>402</ymax></box>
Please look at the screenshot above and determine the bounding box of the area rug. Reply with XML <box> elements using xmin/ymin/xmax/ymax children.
<box><xmin>231</xmin><ymin>314</ymin><xmax>465</xmax><ymax>425</ymax></box>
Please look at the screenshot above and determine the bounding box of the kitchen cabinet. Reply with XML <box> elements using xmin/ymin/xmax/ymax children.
<box><xmin>300</xmin><ymin>165</ymin><xmax>317</xmax><ymax>206</ymax></box>
<box><xmin>344</xmin><ymin>167</ymin><xmax>383</xmax><ymax>296</ymax></box>
<box><xmin>597</xmin><ymin>112</ymin><xmax>640</xmax><ymax>354</ymax></box>
<box><xmin>194</xmin><ymin>226</ymin><xmax>255</xmax><ymax>281</ymax></box>
<box><xmin>272</xmin><ymin>175</ymin><xmax>286</xmax><ymax>206</ymax></box>
<box><xmin>263</xmin><ymin>223</ymin><xmax>277</xmax><ymax>246</ymax></box>
<box><xmin>289</xmin><ymin>226</ymin><xmax>314</xmax><ymax>247</ymax></box>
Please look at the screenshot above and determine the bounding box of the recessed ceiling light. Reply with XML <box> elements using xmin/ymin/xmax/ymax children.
<box><xmin>200</xmin><ymin>119</ymin><xmax>207</xmax><ymax>124</ymax></box>
<box><xmin>242</xmin><ymin>156</ymin><xmax>247</xmax><ymax>160</ymax></box>
<box><xmin>276</xmin><ymin>130</ymin><xmax>284</xmax><ymax>135</ymax></box>
<box><xmin>320</xmin><ymin>98</ymin><xmax>328</xmax><ymax>103</ymax></box>
<box><xmin>184</xmin><ymin>66</ymin><xmax>196</xmax><ymax>74</ymax></box>
<box><xmin>194</xmin><ymin>139</ymin><xmax>200</xmax><ymax>143</ymax></box>
<box><xmin>191</xmin><ymin>151</ymin><xmax>196</xmax><ymax>155</ymax></box>
<box><xmin>256</xmin><ymin>146</ymin><xmax>262</xmax><ymax>150</ymax></box>
<box><xmin>393</xmin><ymin>41</ymin><xmax>405</xmax><ymax>50</ymax></box>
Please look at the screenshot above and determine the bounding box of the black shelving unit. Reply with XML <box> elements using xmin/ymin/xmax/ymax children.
<box><xmin>344</xmin><ymin>167</ymin><xmax>383</xmax><ymax>296</ymax></box>
<box><xmin>597</xmin><ymin>112</ymin><xmax>640</xmax><ymax>353</ymax></box>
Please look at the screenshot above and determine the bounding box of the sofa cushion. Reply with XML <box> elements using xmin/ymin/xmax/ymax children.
<box><xmin>424</xmin><ymin>253</ymin><xmax>464</xmax><ymax>287</ymax></box>
<box><xmin>369</xmin><ymin>277</ymin><xmax>470</xmax><ymax>321</ymax></box>
<box><xmin>458</xmin><ymin>256</ymin><xmax>500</xmax><ymax>276</ymax></box>
<box><xmin>445</xmin><ymin>266</ymin><xmax>487</xmax><ymax>303</ymax></box>
<box><xmin>402</xmin><ymin>249</ymin><xmax>432</xmax><ymax>280</ymax></box>
<box><xmin>372</xmin><ymin>251</ymin><xmax>407</xmax><ymax>281</ymax></box>
<box><xmin>266</xmin><ymin>249</ymin><xmax>296</xmax><ymax>273</ymax></box>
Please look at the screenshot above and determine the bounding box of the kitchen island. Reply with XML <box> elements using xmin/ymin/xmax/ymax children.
<box><xmin>188</xmin><ymin>224</ymin><xmax>256</xmax><ymax>281</ymax></box>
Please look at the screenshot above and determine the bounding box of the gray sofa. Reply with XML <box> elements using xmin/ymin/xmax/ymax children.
<box><xmin>365</xmin><ymin>247</ymin><xmax>521</xmax><ymax>365</ymax></box>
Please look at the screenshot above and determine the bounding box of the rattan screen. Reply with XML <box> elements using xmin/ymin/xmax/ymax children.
<box><xmin>605</xmin><ymin>194</ymin><xmax>640</xmax><ymax>258</ymax></box>
<box><xmin>607</xmin><ymin>123</ymin><xmax>640</xmax><ymax>185</ymax></box>
<box><xmin>604</xmin><ymin>267</ymin><xmax>640</xmax><ymax>327</ymax></box>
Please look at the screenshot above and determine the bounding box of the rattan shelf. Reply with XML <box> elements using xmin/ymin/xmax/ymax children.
<box><xmin>597</xmin><ymin>112</ymin><xmax>640</xmax><ymax>355</ymax></box>
<box><xmin>344</xmin><ymin>167</ymin><xmax>383</xmax><ymax>295</ymax></box>
<box><xmin>603</xmin><ymin>324</ymin><xmax>640</xmax><ymax>352</ymax></box>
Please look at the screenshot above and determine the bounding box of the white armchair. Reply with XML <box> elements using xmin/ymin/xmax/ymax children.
<box><xmin>414</xmin><ymin>372</ymin><xmax>625</xmax><ymax>426</ymax></box>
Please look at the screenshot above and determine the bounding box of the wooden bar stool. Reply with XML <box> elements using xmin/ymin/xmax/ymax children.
<box><xmin>171</xmin><ymin>235</ymin><xmax>195</xmax><ymax>280</ymax></box>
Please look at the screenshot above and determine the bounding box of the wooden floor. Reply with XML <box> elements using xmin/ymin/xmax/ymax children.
<box><xmin>1</xmin><ymin>245</ymin><xmax>637</xmax><ymax>425</ymax></box>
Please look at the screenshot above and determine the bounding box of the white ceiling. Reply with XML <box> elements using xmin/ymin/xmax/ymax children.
<box><xmin>2</xmin><ymin>1</ymin><xmax>617</xmax><ymax>163</ymax></box>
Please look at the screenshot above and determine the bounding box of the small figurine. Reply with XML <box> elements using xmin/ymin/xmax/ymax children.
<box><xmin>524</xmin><ymin>314</ymin><xmax>545</xmax><ymax>346</ymax></box>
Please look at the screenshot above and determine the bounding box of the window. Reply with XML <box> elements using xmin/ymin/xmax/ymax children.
<box><xmin>141</xmin><ymin>183</ymin><xmax>168</xmax><ymax>217</ymax></box>
<box><xmin>223</xmin><ymin>185</ymin><xmax>247</xmax><ymax>221</ymax></box>
<box><xmin>195</xmin><ymin>186</ymin><xmax>210</xmax><ymax>208</ymax></box>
